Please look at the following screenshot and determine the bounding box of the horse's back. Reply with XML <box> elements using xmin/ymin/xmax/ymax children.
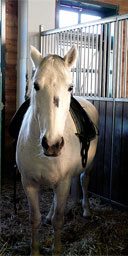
<box><xmin>75</xmin><ymin>96</ymin><xmax>99</xmax><ymax>126</ymax></box>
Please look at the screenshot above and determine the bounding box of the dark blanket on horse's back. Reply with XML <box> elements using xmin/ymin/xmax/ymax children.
<box><xmin>9</xmin><ymin>99</ymin><xmax>30</xmax><ymax>140</ymax></box>
<box><xmin>9</xmin><ymin>97</ymin><xmax>98</xmax><ymax>167</ymax></box>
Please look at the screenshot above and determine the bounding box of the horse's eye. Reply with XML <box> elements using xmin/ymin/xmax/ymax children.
<box><xmin>34</xmin><ymin>82</ymin><xmax>40</xmax><ymax>91</ymax></box>
<box><xmin>68</xmin><ymin>85</ymin><xmax>73</xmax><ymax>92</ymax></box>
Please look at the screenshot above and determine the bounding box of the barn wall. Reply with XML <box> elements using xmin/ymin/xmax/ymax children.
<box><xmin>4</xmin><ymin>0</ymin><xmax>18</xmax><ymax>175</ymax></box>
<box><xmin>88</xmin><ymin>99</ymin><xmax>128</xmax><ymax>206</ymax></box>
<box><xmin>95</xmin><ymin>0</ymin><xmax>128</xmax><ymax>14</ymax></box>
<box><xmin>26</xmin><ymin>0</ymin><xmax>56</xmax><ymax>106</ymax></box>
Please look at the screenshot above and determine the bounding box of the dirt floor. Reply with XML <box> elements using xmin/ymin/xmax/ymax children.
<box><xmin>1</xmin><ymin>178</ymin><xmax>128</xmax><ymax>256</ymax></box>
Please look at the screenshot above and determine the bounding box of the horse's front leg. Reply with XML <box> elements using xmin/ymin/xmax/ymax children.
<box><xmin>22</xmin><ymin>180</ymin><xmax>41</xmax><ymax>256</ymax></box>
<box><xmin>52</xmin><ymin>177</ymin><xmax>71</xmax><ymax>256</ymax></box>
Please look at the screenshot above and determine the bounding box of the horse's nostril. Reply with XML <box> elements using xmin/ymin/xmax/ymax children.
<box><xmin>60</xmin><ymin>137</ymin><xmax>64</xmax><ymax>147</ymax></box>
<box><xmin>55</xmin><ymin>137</ymin><xmax>64</xmax><ymax>149</ymax></box>
<box><xmin>55</xmin><ymin>141</ymin><xmax>59</xmax><ymax>149</ymax></box>
<box><xmin>42</xmin><ymin>136</ymin><xmax>49</xmax><ymax>150</ymax></box>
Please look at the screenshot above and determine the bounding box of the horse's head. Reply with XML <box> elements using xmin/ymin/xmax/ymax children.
<box><xmin>30</xmin><ymin>45</ymin><xmax>77</xmax><ymax>157</ymax></box>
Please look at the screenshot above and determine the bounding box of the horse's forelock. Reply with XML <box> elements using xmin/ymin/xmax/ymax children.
<box><xmin>40</xmin><ymin>55</ymin><xmax>66</xmax><ymax>69</ymax></box>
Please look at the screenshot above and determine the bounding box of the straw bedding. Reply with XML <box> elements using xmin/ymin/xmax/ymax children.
<box><xmin>1</xmin><ymin>178</ymin><xmax>128</xmax><ymax>256</ymax></box>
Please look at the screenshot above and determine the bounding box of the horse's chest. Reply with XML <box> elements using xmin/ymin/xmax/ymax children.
<box><xmin>18</xmin><ymin>145</ymin><xmax>70</xmax><ymax>185</ymax></box>
<box><xmin>16</xmin><ymin>123</ymin><xmax>82</xmax><ymax>185</ymax></box>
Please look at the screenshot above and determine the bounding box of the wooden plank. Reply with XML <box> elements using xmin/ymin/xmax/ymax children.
<box><xmin>111</xmin><ymin>102</ymin><xmax>123</xmax><ymax>202</ymax></box>
<box><xmin>89</xmin><ymin>100</ymin><xmax>106</xmax><ymax>196</ymax></box>
<box><xmin>6</xmin><ymin>26</ymin><xmax>18</xmax><ymax>40</ymax></box>
<box><xmin>96</xmin><ymin>100</ymin><xmax>106</xmax><ymax>196</ymax></box>
<box><xmin>89</xmin><ymin>100</ymin><xmax>100</xmax><ymax>193</ymax></box>
<box><xmin>6</xmin><ymin>39</ymin><xmax>18</xmax><ymax>53</ymax></box>
<box><xmin>6</xmin><ymin>14</ymin><xmax>18</xmax><ymax>27</ymax></box>
<box><xmin>119</xmin><ymin>102</ymin><xmax>128</xmax><ymax>205</ymax></box>
<box><xmin>71</xmin><ymin>176</ymin><xmax>82</xmax><ymax>202</ymax></box>
<box><xmin>6</xmin><ymin>0</ymin><xmax>18</xmax><ymax>15</ymax></box>
<box><xmin>103</xmin><ymin>101</ymin><xmax>113</xmax><ymax>198</ymax></box>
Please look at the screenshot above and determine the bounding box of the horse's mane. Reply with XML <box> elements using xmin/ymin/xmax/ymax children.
<box><xmin>39</xmin><ymin>54</ymin><xmax>67</xmax><ymax>71</ymax></box>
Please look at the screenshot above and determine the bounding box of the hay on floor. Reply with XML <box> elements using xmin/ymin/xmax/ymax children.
<box><xmin>1</xmin><ymin>179</ymin><xmax>128</xmax><ymax>255</ymax></box>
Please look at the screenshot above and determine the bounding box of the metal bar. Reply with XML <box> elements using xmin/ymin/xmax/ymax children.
<box><xmin>45</xmin><ymin>35</ymin><xmax>47</xmax><ymax>55</ymax></box>
<box><xmin>79</xmin><ymin>28</ymin><xmax>83</xmax><ymax>95</ymax></box>
<box><xmin>119</xmin><ymin>21</ymin><xmax>123</xmax><ymax>97</ymax></box>
<box><xmin>53</xmin><ymin>34</ymin><xmax>55</xmax><ymax>53</ymax></box>
<box><xmin>84</xmin><ymin>96</ymin><xmax>128</xmax><ymax>102</ymax></box>
<box><xmin>102</xmin><ymin>23</ymin><xmax>107</xmax><ymax>97</ymax></box>
<box><xmin>56</xmin><ymin>33</ymin><xmax>59</xmax><ymax>55</ymax></box>
<box><xmin>44</xmin><ymin>36</ymin><xmax>46</xmax><ymax>56</ymax></box>
<box><xmin>116</xmin><ymin>21</ymin><xmax>121</xmax><ymax>98</ymax></box>
<box><xmin>83</xmin><ymin>28</ymin><xmax>87</xmax><ymax>96</ymax></box>
<box><xmin>40</xmin><ymin>14</ymin><xmax>128</xmax><ymax>36</ymax></box>
<box><xmin>95</xmin><ymin>25</ymin><xmax>98</xmax><ymax>97</ymax></box>
<box><xmin>48</xmin><ymin>34</ymin><xmax>50</xmax><ymax>54</ymax></box>
<box><xmin>110</xmin><ymin>99</ymin><xmax>116</xmax><ymax>201</ymax></box>
<box><xmin>88</xmin><ymin>191</ymin><xmax>128</xmax><ymax>209</ymax></box>
<box><xmin>50</xmin><ymin>34</ymin><xmax>52</xmax><ymax>54</ymax></box>
<box><xmin>66</xmin><ymin>30</ymin><xmax>69</xmax><ymax>52</ymax></box>
<box><xmin>63</xmin><ymin>31</ymin><xmax>66</xmax><ymax>56</ymax></box>
<box><xmin>91</xmin><ymin>25</ymin><xmax>94</xmax><ymax>97</ymax></box>
<box><xmin>106</xmin><ymin>23</ymin><xmax>111</xmax><ymax>97</ymax></box>
<box><xmin>49</xmin><ymin>34</ymin><xmax>51</xmax><ymax>54</ymax></box>
<box><xmin>123</xmin><ymin>19</ymin><xmax>128</xmax><ymax>98</ymax></box>
<box><xmin>54</xmin><ymin>33</ymin><xmax>56</xmax><ymax>54</ymax></box>
<box><xmin>112</xmin><ymin>22</ymin><xmax>118</xmax><ymax>98</ymax></box>
<box><xmin>72</xmin><ymin>29</ymin><xmax>76</xmax><ymax>92</ymax></box>
<box><xmin>75</xmin><ymin>28</ymin><xmax>79</xmax><ymax>95</ymax></box>
<box><xmin>98</xmin><ymin>24</ymin><xmax>103</xmax><ymax>97</ymax></box>
<box><xmin>87</xmin><ymin>26</ymin><xmax>90</xmax><ymax>96</ymax></box>
<box><xmin>51</xmin><ymin>33</ymin><xmax>54</xmax><ymax>54</ymax></box>
<box><xmin>60</xmin><ymin>32</ymin><xmax>62</xmax><ymax>56</ymax></box>
<box><xmin>70</xmin><ymin>29</ymin><xmax>72</xmax><ymax>47</ymax></box>
<box><xmin>116</xmin><ymin>21</ymin><xmax>123</xmax><ymax>98</ymax></box>
<box><xmin>40</xmin><ymin>36</ymin><xmax>45</xmax><ymax>56</ymax></box>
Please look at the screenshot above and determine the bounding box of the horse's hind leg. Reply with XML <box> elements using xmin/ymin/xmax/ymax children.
<box><xmin>80</xmin><ymin>169</ymin><xmax>91</xmax><ymax>217</ymax></box>
<box><xmin>52</xmin><ymin>177</ymin><xmax>71</xmax><ymax>255</ymax></box>
<box><xmin>22</xmin><ymin>180</ymin><xmax>41</xmax><ymax>256</ymax></box>
<box><xmin>45</xmin><ymin>200</ymin><xmax>54</xmax><ymax>224</ymax></box>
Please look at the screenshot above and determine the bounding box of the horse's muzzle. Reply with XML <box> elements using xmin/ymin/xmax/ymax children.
<box><xmin>42</xmin><ymin>136</ymin><xmax>64</xmax><ymax>157</ymax></box>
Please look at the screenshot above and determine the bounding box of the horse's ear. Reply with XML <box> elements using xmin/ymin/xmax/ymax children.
<box><xmin>30</xmin><ymin>45</ymin><xmax>42</xmax><ymax>68</ymax></box>
<box><xmin>64</xmin><ymin>45</ymin><xmax>77</xmax><ymax>68</ymax></box>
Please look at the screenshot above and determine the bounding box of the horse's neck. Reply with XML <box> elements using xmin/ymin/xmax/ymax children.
<box><xmin>64</xmin><ymin>111</ymin><xmax>77</xmax><ymax>137</ymax></box>
<box><xmin>23</xmin><ymin>106</ymin><xmax>39</xmax><ymax>138</ymax></box>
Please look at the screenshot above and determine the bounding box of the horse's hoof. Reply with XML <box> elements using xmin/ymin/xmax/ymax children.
<box><xmin>31</xmin><ymin>251</ymin><xmax>41</xmax><ymax>256</ymax></box>
<box><xmin>52</xmin><ymin>249</ymin><xmax>61</xmax><ymax>256</ymax></box>
<box><xmin>52</xmin><ymin>244</ymin><xmax>61</xmax><ymax>256</ymax></box>
<box><xmin>42</xmin><ymin>217</ymin><xmax>52</xmax><ymax>226</ymax></box>
<box><xmin>83</xmin><ymin>210</ymin><xmax>91</xmax><ymax>218</ymax></box>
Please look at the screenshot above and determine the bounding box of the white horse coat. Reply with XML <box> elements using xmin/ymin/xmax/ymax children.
<box><xmin>16</xmin><ymin>46</ymin><xmax>99</xmax><ymax>256</ymax></box>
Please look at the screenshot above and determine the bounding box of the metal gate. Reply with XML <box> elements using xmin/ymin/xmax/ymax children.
<box><xmin>40</xmin><ymin>14</ymin><xmax>128</xmax><ymax>207</ymax></box>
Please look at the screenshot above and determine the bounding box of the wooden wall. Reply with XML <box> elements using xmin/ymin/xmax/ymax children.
<box><xmin>4</xmin><ymin>0</ymin><xmax>18</xmax><ymax>175</ymax></box>
<box><xmin>95</xmin><ymin>0</ymin><xmax>128</xmax><ymax>14</ymax></box>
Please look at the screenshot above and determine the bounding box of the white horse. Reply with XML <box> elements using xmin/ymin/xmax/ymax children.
<box><xmin>16</xmin><ymin>45</ymin><xmax>99</xmax><ymax>256</ymax></box>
